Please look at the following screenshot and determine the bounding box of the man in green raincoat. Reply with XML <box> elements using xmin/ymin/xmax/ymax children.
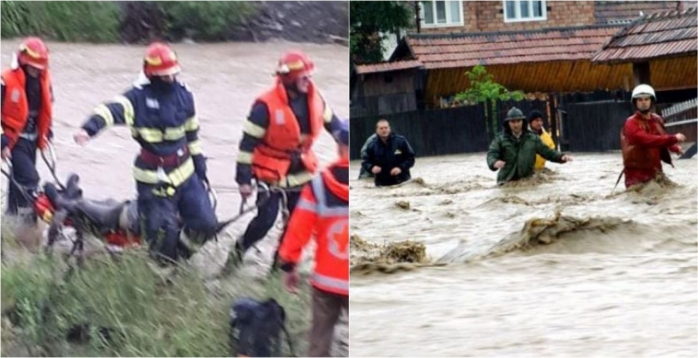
<box><xmin>486</xmin><ymin>107</ymin><xmax>572</xmax><ymax>185</ymax></box>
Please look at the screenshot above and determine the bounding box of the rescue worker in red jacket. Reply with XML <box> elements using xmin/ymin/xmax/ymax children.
<box><xmin>621</xmin><ymin>84</ymin><xmax>686</xmax><ymax>188</ymax></box>
<box><xmin>1</xmin><ymin>37</ymin><xmax>54</xmax><ymax>223</ymax></box>
<box><xmin>278</xmin><ymin>118</ymin><xmax>349</xmax><ymax>357</ymax></box>
<box><xmin>73</xmin><ymin>42</ymin><xmax>217</xmax><ymax>263</ymax></box>
<box><xmin>230</xmin><ymin>51</ymin><xmax>342</xmax><ymax>269</ymax></box>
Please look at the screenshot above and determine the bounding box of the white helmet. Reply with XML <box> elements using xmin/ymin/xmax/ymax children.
<box><xmin>632</xmin><ymin>84</ymin><xmax>656</xmax><ymax>101</ymax></box>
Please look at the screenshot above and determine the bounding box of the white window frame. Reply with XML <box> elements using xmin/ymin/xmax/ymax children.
<box><xmin>420</xmin><ymin>1</ymin><xmax>465</xmax><ymax>28</ymax></box>
<box><xmin>503</xmin><ymin>0</ymin><xmax>547</xmax><ymax>23</ymax></box>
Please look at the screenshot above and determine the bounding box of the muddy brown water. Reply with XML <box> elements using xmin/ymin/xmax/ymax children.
<box><xmin>350</xmin><ymin>153</ymin><xmax>697</xmax><ymax>357</ymax></box>
<box><xmin>1</xmin><ymin>39</ymin><xmax>348</xmax><ymax>354</ymax></box>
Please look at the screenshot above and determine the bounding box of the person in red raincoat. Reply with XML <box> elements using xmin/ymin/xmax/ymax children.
<box><xmin>621</xmin><ymin>84</ymin><xmax>686</xmax><ymax>188</ymax></box>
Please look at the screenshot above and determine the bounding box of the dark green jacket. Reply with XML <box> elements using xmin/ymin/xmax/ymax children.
<box><xmin>486</xmin><ymin>130</ymin><xmax>564</xmax><ymax>184</ymax></box>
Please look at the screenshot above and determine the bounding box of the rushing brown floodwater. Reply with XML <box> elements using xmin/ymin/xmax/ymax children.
<box><xmin>350</xmin><ymin>152</ymin><xmax>697</xmax><ymax>357</ymax></box>
<box><xmin>1</xmin><ymin>40</ymin><xmax>348</xmax><ymax>353</ymax></box>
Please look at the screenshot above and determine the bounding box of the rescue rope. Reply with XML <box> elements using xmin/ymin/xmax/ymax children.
<box><xmin>2</xmin><ymin>157</ymin><xmax>300</xmax><ymax>272</ymax></box>
<box><xmin>40</xmin><ymin>142</ymin><xmax>65</xmax><ymax>190</ymax></box>
<box><xmin>210</xmin><ymin>184</ymin><xmax>305</xmax><ymax>194</ymax></box>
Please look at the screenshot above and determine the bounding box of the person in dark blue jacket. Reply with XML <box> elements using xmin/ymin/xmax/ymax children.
<box><xmin>73</xmin><ymin>42</ymin><xmax>217</xmax><ymax>263</ymax></box>
<box><xmin>361</xmin><ymin>119</ymin><xmax>415</xmax><ymax>187</ymax></box>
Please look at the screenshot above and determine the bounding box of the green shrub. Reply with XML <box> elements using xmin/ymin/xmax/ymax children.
<box><xmin>1</xmin><ymin>1</ymin><xmax>257</xmax><ymax>43</ymax></box>
<box><xmin>159</xmin><ymin>1</ymin><xmax>256</xmax><ymax>41</ymax></box>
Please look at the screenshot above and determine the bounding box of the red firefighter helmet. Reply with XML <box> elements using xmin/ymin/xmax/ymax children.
<box><xmin>143</xmin><ymin>42</ymin><xmax>181</xmax><ymax>77</ymax></box>
<box><xmin>275</xmin><ymin>51</ymin><xmax>315</xmax><ymax>83</ymax></box>
<box><xmin>18</xmin><ymin>37</ymin><xmax>49</xmax><ymax>70</ymax></box>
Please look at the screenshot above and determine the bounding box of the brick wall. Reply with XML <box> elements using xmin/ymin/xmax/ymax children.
<box><xmin>679</xmin><ymin>0</ymin><xmax>697</xmax><ymax>10</ymax></box>
<box><xmin>595</xmin><ymin>1</ymin><xmax>682</xmax><ymax>24</ymax></box>
<box><xmin>419</xmin><ymin>1</ymin><xmax>596</xmax><ymax>34</ymax></box>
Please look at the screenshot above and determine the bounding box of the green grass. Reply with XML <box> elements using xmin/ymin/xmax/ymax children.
<box><xmin>1</xmin><ymin>229</ymin><xmax>311</xmax><ymax>357</ymax></box>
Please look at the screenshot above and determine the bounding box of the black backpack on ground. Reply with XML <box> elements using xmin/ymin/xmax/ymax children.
<box><xmin>229</xmin><ymin>297</ymin><xmax>295</xmax><ymax>357</ymax></box>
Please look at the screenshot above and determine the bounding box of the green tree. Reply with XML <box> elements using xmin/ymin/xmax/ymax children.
<box><xmin>350</xmin><ymin>1</ymin><xmax>414</xmax><ymax>64</ymax></box>
<box><xmin>455</xmin><ymin>65</ymin><xmax>525</xmax><ymax>135</ymax></box>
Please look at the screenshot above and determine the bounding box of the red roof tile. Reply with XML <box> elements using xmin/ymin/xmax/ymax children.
<box><xmin>354</xmin><ymin>60</ymin><xmax>423</xmax><ymax>75</ymax></box>
<box><xmin>592</xmin><ymin>8</ymin><xmax>697</xmax><ymax>63</ymax></box>
<box><xmin>403</xmin><ymin>25</ymin><xmax>622</xmax><ymax>69</ymax></box>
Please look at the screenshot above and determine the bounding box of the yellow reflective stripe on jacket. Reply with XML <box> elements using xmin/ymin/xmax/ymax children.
<box><xmin>322</xmin><ymin>102</ymin><xmax>333</xmax><ymax>123</ymax></box>
<box><xmin>132</xmin><ymin>157</ymin><xmax>195</xmax><ymax>186</ymax></box>
<box><xmin>187</xmin><ymin>140</ymin><xmax>202</xmax><ymax>155</ymax></box>
<box><xmin>184</xmin><ymin>115</ymin><xmax>199</xmax><ymax>132</ymax></box>
<box><xmin>113</xmin><ymin>95</ymin><xmax>135</xmax><ymax>125</ymax></box>
<box><xmin>134</xmin><ymin>126</ymin><xmax>187</xmax><ymax>143</ymax></box>
<box><xmin>237</xmin><ymin>151</ymin><xmax>253</xmax><ymax>164</ymax></box>
<box><xmin>267</xmin><ymin>170</ymin><xmax>313</xmax><ymax>188</ymax></box>
<box><xmin>93</xmin><ymin>104</ymin><xmax>115</xmax><ymax>126</ymax></box>
<box><xmin>243</xmin><ymin>119</ymin><xmax>266</xmax><ymax>138</ymax></box>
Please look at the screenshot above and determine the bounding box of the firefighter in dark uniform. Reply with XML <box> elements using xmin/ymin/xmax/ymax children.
<box><xmin>73</xmin><ymin>42</ymin><xmax>217</xmax><ymax>263</ymax></box>
<box><xmin>230</xmin><ymin>51</ymin><xmax>342</xmax><ymax>269</ymax></box>
<box><xmin>1</xmin><ymin>37</ymin><xmax>54</xmax><ymax>223</ymax></box>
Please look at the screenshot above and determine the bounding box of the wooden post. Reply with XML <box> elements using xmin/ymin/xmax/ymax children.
<box><xmin>633</xmin><ymin>62</ymin><xmax>650</xmax><ymax>86</ymax></box>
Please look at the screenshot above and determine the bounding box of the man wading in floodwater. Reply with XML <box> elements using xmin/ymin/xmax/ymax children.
<box><xmin>361</xmin><ymin>119</ymin><xmax>415</xmax><ymax>187</ymax></box>
<box><xmin>620</xmin><ymin>84</ymin><xmax>686</xmax><ymax>188</ymax></box>
<box><xmin>487</xmin><ymin>107</ymin><xmax>572</xmax><ymax>185</ymax></box>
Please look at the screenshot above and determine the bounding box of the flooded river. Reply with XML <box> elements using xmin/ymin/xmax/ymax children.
<box><xmin>350</xmin><ymin>152</ymin><xmax>697</xmax><ymax>357</ymax></box>
<box><xmin>1</xmin><ymin>39</ymin><xmax>348</xmax><ymax>353</ymax></box>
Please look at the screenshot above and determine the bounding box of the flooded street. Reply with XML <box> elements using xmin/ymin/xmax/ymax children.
<box><xmin>1</xmin><ymin>39</ymin><xmax>348</xmax><ymax>352</ymax></box>
<box><xmin>350</xmin><ymin>152</ymin><xmax>697</xmax><ymax>356</ymax></box>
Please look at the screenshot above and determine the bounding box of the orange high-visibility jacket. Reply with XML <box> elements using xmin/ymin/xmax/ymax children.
<box><xmin>1</xmin><ymin>67</ymin><xmax>52</xmax><ymax>149</ymax></box>
<box><xmin>278</xmin><ymin>158</ymin><xmax>349</xmax><ymax>296</ymax></box>
<box><xmin>251</xmin><ymin>78</ymin><xmax>325</xmax><ymax>184</ymax></box>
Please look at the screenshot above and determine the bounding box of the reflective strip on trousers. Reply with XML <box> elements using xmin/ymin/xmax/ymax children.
<box><xmin>311</xmin><ymin>272</ymin><xmax>348</xmax><ymax>293</ymax></box>
<box><xmin>132</xmin><ymin>156</ymin><xmax>195</xmax><ymax>187</ymax></box>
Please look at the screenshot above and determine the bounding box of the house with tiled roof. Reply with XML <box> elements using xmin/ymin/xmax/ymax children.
<box><xmin>592</xmin><ymin>6</ymin><xmax>698</xmax><ymax>142</ymax></box>
<box><xmin>352</xmin><ymin>1</ymin><xmax>695</xmax><ymax>113</ymax></box>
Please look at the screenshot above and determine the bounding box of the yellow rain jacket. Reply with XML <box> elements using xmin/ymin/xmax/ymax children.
<box><xmin>534</xmin><ymin>128</ymin><xmax>555</xmax><ymax>170</ymax></box>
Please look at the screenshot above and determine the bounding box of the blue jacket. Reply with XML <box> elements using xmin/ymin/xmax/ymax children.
<box><xmin>81</xmin><ymin>79</ymin><xmax>205</xmax><ymax>186</ymax></box>
<box><xmin>361</xmin><ymin>133</ymin><xmax>415</xmax><ymax>186</ymax></box>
